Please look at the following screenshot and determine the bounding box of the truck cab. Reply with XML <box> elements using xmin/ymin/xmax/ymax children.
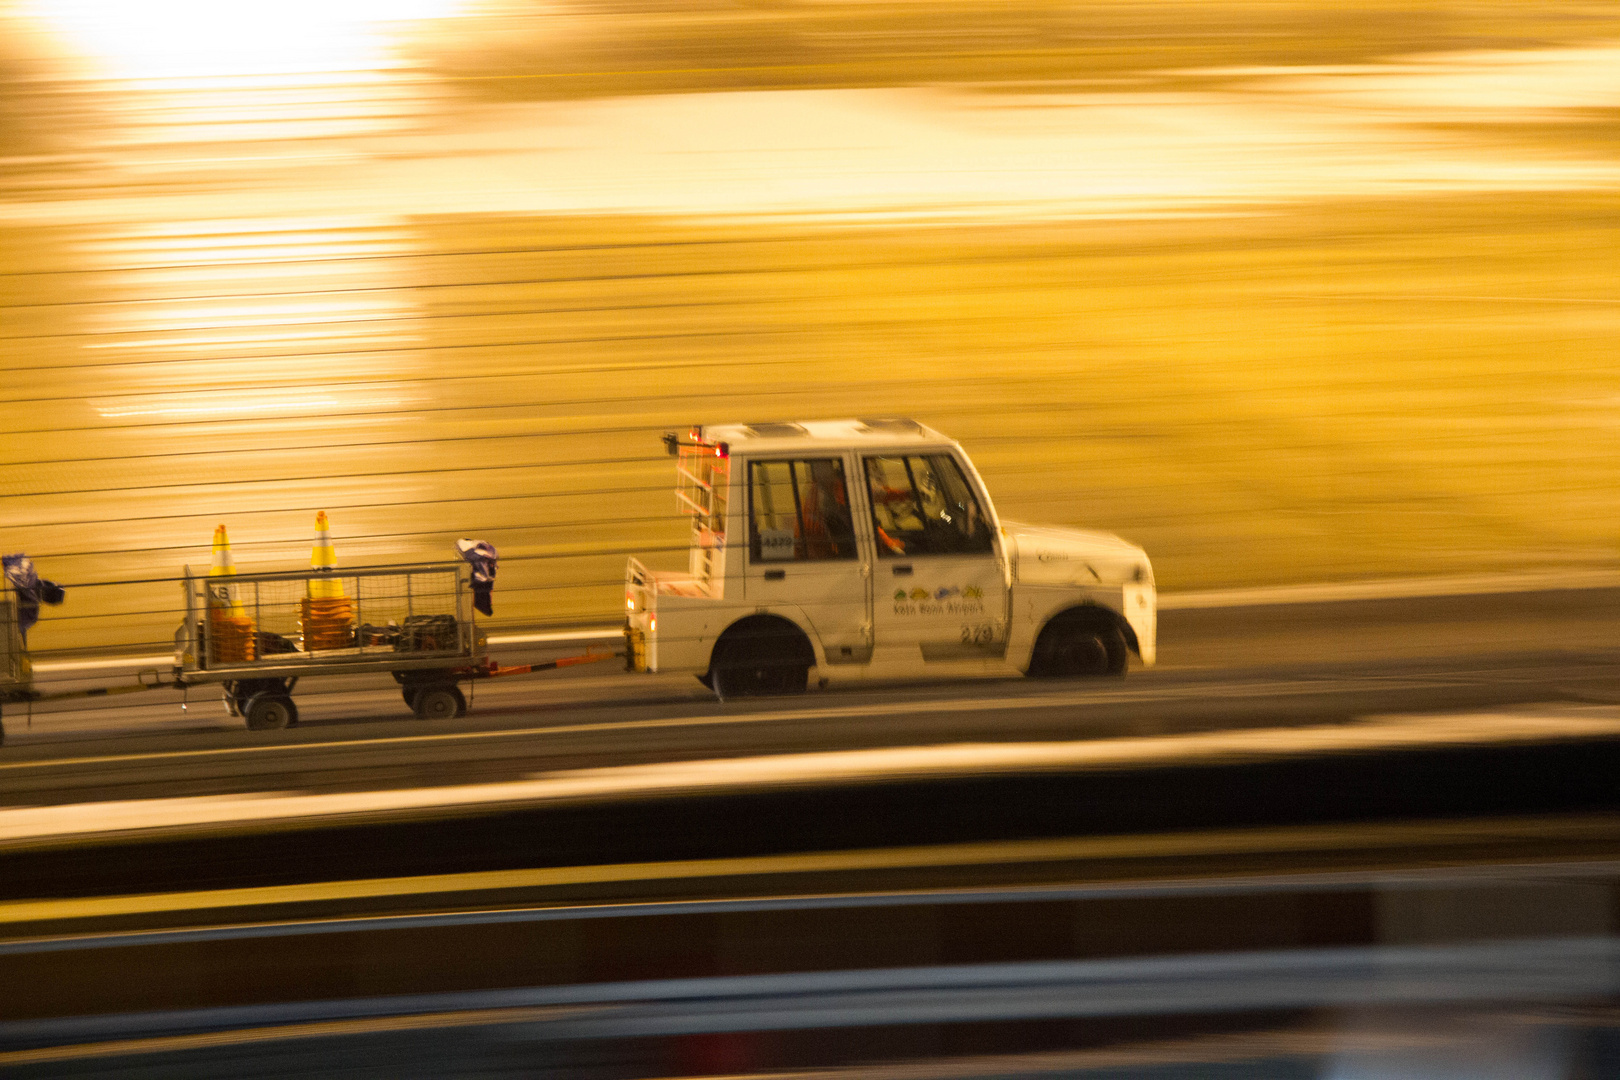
<box><xmin>625</xmin><ymin>418</ymin><xmax>1155</xmax><ymax>698</ymax></box>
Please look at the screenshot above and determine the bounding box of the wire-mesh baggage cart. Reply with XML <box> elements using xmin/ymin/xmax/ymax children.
<box><xmin>178</xmin><ymin>562</ymin><xmax>483</xmax><ymax>729</ymax></box>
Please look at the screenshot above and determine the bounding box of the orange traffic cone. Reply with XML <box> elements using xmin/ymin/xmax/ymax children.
<box><xmin>207</xmin><ymin>525</ymin><xmax>255</xmax><ymax>662</ymax></box>
<box><xmin>208</xmin><ymin>524</ymin><xmax>243</xmax><ymax>615</ymax></box>
<box><xmin>308</xmin><ymin>511</ymin><xmax>344</xmax><ymax>599</ymax></box>
<box><xmin>301</xmin><ymin>511</ymin><xmax>353</xmax><ymax>650</ymax></box>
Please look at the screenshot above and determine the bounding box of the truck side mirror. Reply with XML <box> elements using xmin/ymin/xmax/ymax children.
<box><xmin>662</xmin><ymin>432</ymin><xmax>679</xmax><ymax>456</ymax></box>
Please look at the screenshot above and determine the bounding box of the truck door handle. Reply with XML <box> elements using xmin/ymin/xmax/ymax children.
<box><xmin>892</xmin><ymin>565</ymin><xmax>913</xmax><ymax>576</ymax></box>
<box><xmin>764</xmin><ymin>569</ymin><xmax>786</xmax><ymax>580</ymax></box>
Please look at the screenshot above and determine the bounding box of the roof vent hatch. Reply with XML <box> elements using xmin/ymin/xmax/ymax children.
<box><xmin>856</xmin><ymin>417</ymin><xmax>923</xmax><ymax>434</ymax></box>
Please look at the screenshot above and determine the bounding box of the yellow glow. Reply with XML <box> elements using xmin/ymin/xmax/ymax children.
<box><xmin>101</xmin><ymin>297</ymin><xmax>407</xmax><ymax>331</ymax></box>
<box><xmin>81</xmin><ymin>217</ymin><xmax>423</xmax><ymax>401</ymax></box>
<box><xmin>85</xmin><ymin>328</ymin><xmax>415</xmax><ymax>351</ymax></box>
<box><xmin>92</xmin><ymin>389</ymin><xmax>405</xmax><ymax>420</ymax></box>
<box><xmin>26</xmin><ymin>0</ymin><xmax>463</xmax><ymax>81</ymax></box>
<box><xmin>89</xmin><ymin>225</ymin><xmax>411</xmax><ymax>263</ymax></box>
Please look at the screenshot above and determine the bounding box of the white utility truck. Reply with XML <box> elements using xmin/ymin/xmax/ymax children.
<box><xmin>625</xmin><ymin>419</ymin><xmax>1155</xmax><ymax>699</ymax></box>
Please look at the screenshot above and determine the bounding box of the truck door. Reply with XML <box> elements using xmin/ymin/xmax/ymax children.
<box><xmin>743</xmin><ymin>456</ymin><xmax>873</xmax><ymax>664</ymax></box>
<box><xmin>862</xmin><ymin>452</ymin><xmax>1009</xmax><ymax>662</ymax></box>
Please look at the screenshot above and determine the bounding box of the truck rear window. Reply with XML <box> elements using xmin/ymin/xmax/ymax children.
<box><xmin>749</xmin><ymin>459</ymin><xmax>858</xmax><ymax>562</ymax></box>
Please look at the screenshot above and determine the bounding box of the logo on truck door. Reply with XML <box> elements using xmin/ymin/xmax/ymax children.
<box><xmin>891</xmin><ymin>584</ymin><xmax>986</xmax><ymax>616</ymax></box>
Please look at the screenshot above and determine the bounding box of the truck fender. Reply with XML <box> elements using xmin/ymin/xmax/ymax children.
<box><xmin>1010</xmin><ymin>594</ymin><xmax>1137</xmax><ymax>671</ymax></box>
<box><xmin>708</xmin><ymin>613</ymin><xmax>818</xmax><ymax>676</ymax></box>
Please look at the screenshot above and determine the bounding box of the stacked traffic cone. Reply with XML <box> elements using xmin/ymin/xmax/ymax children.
<box><xmin>207</xmin><ymin>524</ymin><xmax>255</xmax><ymax>662</ymax></box>
<box><xmin>300</xmin><ymin>511</ymin><xmax>354</xmax><ymax>651</ymax></box>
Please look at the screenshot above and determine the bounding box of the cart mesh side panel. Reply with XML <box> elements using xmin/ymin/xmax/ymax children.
<box><xmin>200</xmin><ymin>567</ymin><xmax>468</xmax><ymax>669</ymax></box>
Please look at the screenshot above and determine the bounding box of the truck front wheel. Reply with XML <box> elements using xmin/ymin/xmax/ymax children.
<box><xmin>1028</xmin><ymin>613</ymin><xmax>1128</xmax><ymax>678</ymax></box>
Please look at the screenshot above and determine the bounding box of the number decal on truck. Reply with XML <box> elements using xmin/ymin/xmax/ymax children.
<box><xmin>960</xmin><ymin>623</ymin><xmax>997</xmax><ymax>645</ymax></box>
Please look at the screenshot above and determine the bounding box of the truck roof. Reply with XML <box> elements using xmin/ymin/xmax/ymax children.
<box><xmin>694</xmin><ymin>418</ymin><xmax>956</xmax><ymax>455</ymax></box>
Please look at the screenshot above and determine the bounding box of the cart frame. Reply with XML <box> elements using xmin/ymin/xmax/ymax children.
<box><xmin>178</xmin><ymin>561</ymin><xmax>483</xmax><ymax>727</ymax></box>
<box><xmin>0</xmin><ymin>561</ymin><xmax>620</xmax><ymax>744</ymax></box>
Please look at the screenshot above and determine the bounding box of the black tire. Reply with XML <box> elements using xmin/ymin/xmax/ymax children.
<box><xmin>244</xmin><ymin>693</ymin><xmax>297</xmax><ymax>731</ymax></box>
<box><xmin>708</xmin><ymin>617</ymin><xmax>814</xmax><ymax>701</ymax></box>
<box><xmin>1029</xmin><ymin>617</ymin><xmax>1128</xmax><ymax>678</ymax></box>
<box><xmin>231</xmin><ymin>678</ymin><xmax>287</xmax><ymax>718</ymax></box>
<box><xmin>412</xmin><ymin>684</ymin><xmax>466</xmax><ymax>720</ymax></box>
<box><xmin>767</xmin><ymin>663</ymin><xmax>810</xmax><ymax>695</ymax></box>
<box><xmin>712</xmin><ymin>658</ymin><xmax>809</xmax><ymax>700</ymax></box>
<box><xmin>711</xmin><ymin>663</ymin><xmax>754</xmax><ymax>700</ymax></box>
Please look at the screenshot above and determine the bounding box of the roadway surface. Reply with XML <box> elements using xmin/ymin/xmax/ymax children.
<box><xmin>1</xmin><ymin>587</ymin><xmax>1615</xmax><ymax>1076</ymax></box>
<box><xmin>3</xmin><ymin>588</ymin><xmax>1615</xmax><ymax>807</ymax></box>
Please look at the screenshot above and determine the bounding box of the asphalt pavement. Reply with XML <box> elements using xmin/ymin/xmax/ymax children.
<box><xmin>2</xmin><ymin>587</ymin><xmax>1614</xmax><ymax>806</ymax></box>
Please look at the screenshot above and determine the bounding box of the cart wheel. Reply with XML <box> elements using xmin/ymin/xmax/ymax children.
<box><xmin>412</xmin><ymin>685</ymin><xmax>465</xmax><ymax>721</ymax></box>
<box><xmin>244</xmin><ymin>693</ymin><xmax>297</xmax><ymax>731</ymax></box>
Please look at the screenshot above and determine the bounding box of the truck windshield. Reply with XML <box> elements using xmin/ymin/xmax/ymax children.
<box><xmin>863</xmin><ymin>454</ymin><xmax>993</xmax><ymax>557</ymax></box>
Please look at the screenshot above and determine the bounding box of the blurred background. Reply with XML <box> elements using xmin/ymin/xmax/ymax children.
<box><xmin>2</xmin><ymin>5</ymin><xmax>1620</xmax><ymax>1077</ymax></box>
<box><xmin>2</xmin><ymin>0</ymin><xmax>1616</xmax><ymax>654</ymax></box>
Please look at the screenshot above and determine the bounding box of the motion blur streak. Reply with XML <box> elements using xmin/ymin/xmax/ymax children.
<box><xmin>5</xmin><ymin>707</ymin><xmax>1620</xmax><ymax>843</ymax></box>
<box><xmin>28</xmin><ymin>0</ymin><xmax>465</xmax><ymax>82</ymax></box>
<box><xmin>3</xmin><ymin>941</ymin><xmax>1616</xmax><ymax>1073</ymax></box>
<box><xmin>5</xmin><ymin>814</ymin><xmax>1617</xmax><ymax>925</ymax></box>
<box><xmin>18</xmin><ymin>0</ymin><xmax>466</xmax><ymax>151</ymax></box>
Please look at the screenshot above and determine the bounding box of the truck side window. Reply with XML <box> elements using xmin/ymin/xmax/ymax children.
<box><xmin>749</xmin><ymin>459</ymin><xmax>858</xmax><ymax>562</ymax></box>
<box><xmin>864</xmin><ymin>455</ymin><xmax>993</xmax><ymax>557</ymax></box>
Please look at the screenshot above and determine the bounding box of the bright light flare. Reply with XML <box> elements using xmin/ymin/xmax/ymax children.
<box><xmin>25</xmin><ymin>0</ymin><xmax>465</xmax><ymax>81</ymax></box>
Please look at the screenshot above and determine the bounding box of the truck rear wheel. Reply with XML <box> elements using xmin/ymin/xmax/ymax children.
<box><xmin>1029</xmin><ymin>614</ymin><xmax>1128</xmax><ymax>678</ymax></box>
<box><xmin>713</xmin><ymin>661</ymin><xmax>808</xmax><ymax>700</ymax></box>
<box><xmin>709</xmin><ymin>617</ymin><xmax>814</xmax><ymax>701</ymax></box>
